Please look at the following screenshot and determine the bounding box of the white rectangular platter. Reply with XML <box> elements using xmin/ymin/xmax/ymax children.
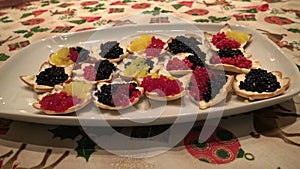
<box><xmin>0</xmin><ymin>24</ymin><xmax>299</xmax><ymax>126</ymax></box>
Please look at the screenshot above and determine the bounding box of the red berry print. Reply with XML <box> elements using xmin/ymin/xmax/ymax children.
<box><xmin>110</xmin><ymin>1</ymin><xmax>128</xmax><ymax>5</ymax></box>
<box><xmin>21</xmin><ymin>18</ymin><xmax>45</xmax><ymax>26</ymax></box>
<box><xmin>178</xmin><ymin>1</ymin><xmax>194</xmax><ymax>8</ymax></box>
<box><xmin>264</xmin><ymin>16</ymin><xmax>293</xmax><ymax>25</ymax></box>
<box><xmin>32</xmin><ymin>10</ymin><xmax>48</xmax><ymax>17</ymax></box>
<box><xmin>80</xmin><ymin>1</ymin><xmax>98</xmax><ymax>6</ymax></box>
<box><xmin>185</xmin><ymin>9</ymin><xmax>209</xmax><ymax>16</ymax></box>
<box><xmin>79</xmin><ymin>16</ymin><xmax>101</xmax><ymax>22</ymax></box>
<box><xmin>76</xmin><ymin>27</ymin><xmax>95</xmax><ymax>32</ymax></box>
<box><xmin>132</xmin><ymin>3</ymin><xmax>151</xmax><ymax>9</ymax></box>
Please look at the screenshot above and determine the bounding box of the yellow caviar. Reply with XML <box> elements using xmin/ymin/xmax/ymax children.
<box><xmin>136</xmin><ymin>69</ymin><xmax>150</xmax><ymax>78</ymax></box>
<box><xmin>62</xmin><ymin>81</ymin><xmax>92</xmax><ymax>100</ymax></box>
<box><xmin>128</xmin><ymin>34</ymin><xmax>153</xmax><ymax>54</ymax></box>
<box><xmin>226</xmin><ymin>30</ymin><xmax>249</xmax><ymax>45</ymax></box>
<box><xmin>122</xmin><ymin>58</ymin><xmax>150</xmax><ymax>78</ymax></box>
<box><xmin>151</xmin><ymin>73</ymin><xmax>160</xmax><ymax>78</ymax></box>
<box><xmin>50</xmin><ymin>47</ymin><xmax>74</xmax><ymax>66</ymax></box>
<box><xmin>151</xmin><ymin>73</ymin><xmax>174</xmax><ymax>80</ymax></box>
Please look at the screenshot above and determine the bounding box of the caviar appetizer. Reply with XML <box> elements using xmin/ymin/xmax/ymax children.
<box><xmin>73</xmin><ymin>60</ymin><xmax>117</xmax><ymax>83</ymax></box>
<box><xmin>127</xmin><ymin>34</ymin><xmax>166</xmax><ymax>58</ymax></box>
<box><xmin>233</xmin><ymin>68</ymin><xmax>290</xmax><ymax>100</ymax></box>
<box><xmin>32</xmin><ymin>81</ymin><xmax>92</xmax><ymax>115</ymax></box>
<box><xmin>20</xmin><ymin>62</ymin><xmax>73</xmax><ymax>93</ymax></box>
<box><xmin>93</xmin><ymin>81</ymin><xmax>144</xmax><ymax>110</ymax></box>
<box><xmin>187</xmin><ymin>66</ymin><xmax>233</xmax><ymax>109</ymax></box>
<box><xmin>207</xmin><ymin>48</ymin><xmax>261</xmax><ymax>73</ymax></box>
<box><xmin>140</xmin><ymin>72</ymin><xmax>190</xmax><ymax>101</ymax></box>
<box><xmin>98</xmin><ymin>41</ymin><xmax>128</xmax><ymax>63</ymax></box>
<box><xmin>204</xmin><ymin>24</ymin><xmax>252</xmax><ymax>52</ymax></box>
<box><xmin>49</xmin><ymin>46</ymin><xmax>91</xmax><ymax>67</ymax></box>
<box><xmin>119</xmin><ymin>57</ymin><xmax>159</xmax><ymax>80</ymax></box>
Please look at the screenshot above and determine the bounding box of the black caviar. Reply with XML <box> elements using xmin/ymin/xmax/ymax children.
<box><xmin>35</xmin><ymin>66</ymin><xmax>68</xmax><ymax>86</ymax></box>
<box><xmin>239</xmin><ymin>68</ymin><xmax>280</xmax><ymax>93</ymax></box>
<box><xmin>202</xmin><ymin>74</ymin><xmax>227</xmax><ymax>102</ymax></box>
<box><xmin>94</xmin><ymin>82</ymin><xmax>138</xmax><ymax>106</ymax></box>
<box><xmin>71</xmin><ymin>46</ymin><xmax>90</xmax><ymax>62</ymax></box>
<box><xmin>99</xmin><ymin>41</ymin><xmax>124</xmax><ymax>59</ymax></box>
<box><xmin>168</xmin><ymin>36</ymin><xmax>206</xmax><ymax>60</ymax></box>
<box><xmin>95</xmin><ymin>60</ymin><xmax>116</xmax><ymax>80</ymax></box>
<box><xmin>95</xmin><ymin>84</ymin><xmax>114</xmax><ymax>106</ymax></box>
<box><xmin>187</xmin><ymin>54</ymin><xmax>206</xmax><ymax>69</ymax></box>
<box><xmin>217</xmin><ymin>48</ymin><xmax>243</xmax><ymax>58</ymax></box>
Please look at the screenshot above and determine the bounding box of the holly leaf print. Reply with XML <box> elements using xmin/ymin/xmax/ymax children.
<box><xmin>14</xmin><ymin>30</ymin><xmax>28</xmax><ymax>34</ymax></box>
<box><xmin>84</xmin><ymin>3</ymin><xmax>105</xmax><ymax>13</ymax></box>
<box><xmin>75</xmin><ymin>136</ymin><xmax>97</xmax><ymax>161</ymax></box>
<box><xmin>1</xmin><ymin>16</ymin><xmax>13</xmax><ymax>23</ymax></box>
<box><xmin>0</xmin><ymin>53</ymin><xmax>10</xmax><ymax>61</ymax></box>
<box><xmin>49</xmin><ymin>126</ymin><xmax>82</xmax><ymax>140</ymax></box>
<box><xmin>143</xmin><ymin>7</ymin><xmax>172</xmax><ymax>16</ymax></box>
<box><xmin>20</xmin><ymin>13</ymin><xmax>33</xmax><ymax>19</ymax></box>
<box><xmin>172</xmin><ymin>4</ymin><xmax>184</xmax><ymax>10</ymax></box>
<box><xmin>208</xmin><ymin>16</ymin><xmax>231</xmax><ymax>23</ymax></box>
<box><xmin>30</xmin><ymin>26</ymin><xmax>50</xmax><ymax>32</ymax></box>
<box><xmin>194</xmin><ymin>18</ymin><xmax>210</xmax><ymax>23</ymax></box>
<box><xmin>24</xmin><ymin>32</ymin><xmax>34</xmax><ymax>38</ymax></box>
<box><xmin>236</xmin><ymin>148</ymin><xmax>245</xmax><ymax>158</ymax></box>
<box><xmin>69</xmin><ymin>19</ymin><xmax>87</xmax><ymax>25</ymax></box>
<box><xmin>287</xmin><ymin>28</ymin><xmax>300</xmax><ymax>33</ymax></box>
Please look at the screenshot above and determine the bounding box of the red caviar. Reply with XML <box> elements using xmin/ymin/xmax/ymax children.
<box><xmin>145</xmin><ymin>36</ymin><xmax>165</xmax><ymax>57</ymax></box>
<box><xmin>83</xmin><ymin>65</ymin><xmax>97</xmax><ymax>81</ymax></box>
<box><xmin>112</xmin><ymin>84</ymin><xmax>142</xmax><ymax>107</ymax></box>
<box><xmin>39</xmin><ymin>91</ymin><xmax>81</xmax><ymax>112</ymax></box>
<box><xmin>166</xmin><ymin>57</ymin><xmax>190</xmax><ymax>71</ymax></box>
<box><xmin>183</xmin><ymin>57</ymin><xmax>194</xmax><ymax>69</ymax></box>
<box><xmin>211</xmin><ymin>55</ymin><xmax>252</xmax><ymax>68</ymax></box>
<box><xmin>212</xmin><ymin>32</ymin><xmax>240</xmax><ymax>50</ymax></box>
<box><xmin>141</xmin><ymin>75</ymin><xmax>183</xmax><ymax>96</ymax></box>
<box><xmin>188</xmin><ymin>67</ymin><xmax>210</xmax><ymax>101</ymax></box>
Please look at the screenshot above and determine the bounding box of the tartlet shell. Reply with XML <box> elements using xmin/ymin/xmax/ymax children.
<box><xmin>233</xmin><ymin>71</ymin><xmax>291</xmax><ymax>100</ymax></box>
<box><xmin>92</xmin><ymin>81</ymin><xmax>144</xmax><ymax>110</ymax></box>
<box><xmin>20</xmin><ymin>62</ymin><xmax>73</xmax><ymax>93</ymax></box>
<box><xmin>32</xmin><ymin>84</ymin><xmax>92</xmax><ymax>115</ymax></box>
<box><xmin>188</xmin><ymin>75</ymin><xmax>234</xmax><ymax>110</ymax></box>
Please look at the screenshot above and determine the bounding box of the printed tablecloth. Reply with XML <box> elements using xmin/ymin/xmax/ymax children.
<box><xmin>0</xmin><ymin>0</ymin><xmax>300</xmax><ymax>168</ymax></box>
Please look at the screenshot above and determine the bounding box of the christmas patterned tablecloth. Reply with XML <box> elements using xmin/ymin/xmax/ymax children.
<box><xmin>0</xmin><ymin>0</ymin><xmax>300</xmax><ymax>169</ymax></box>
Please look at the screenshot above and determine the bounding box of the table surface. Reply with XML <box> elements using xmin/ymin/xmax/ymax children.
<box><xmin>0</xmin><ymin>0</ymin><xmax>300</xmax><ymax>168</ymax></box>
